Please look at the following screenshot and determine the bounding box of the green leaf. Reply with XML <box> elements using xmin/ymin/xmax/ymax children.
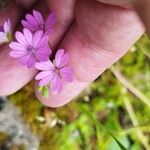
<box><xmin>109</xmin><ymin>134</ymin><xmax>127</xmax><ymax>150</ymax></box>
<box><xmin>80</xmin><ymin>106</ymin><xmax>128</xmax><ymax>150</ymax></box>
<box><xmin>7</xmin><ymin>32</ymin><xmax>13</xmax><ymax>42</ymax></box>
<box><xmin>38</xmin><ymin>85</ymin><xmax>49</xmax><ymax>98</ymax></box>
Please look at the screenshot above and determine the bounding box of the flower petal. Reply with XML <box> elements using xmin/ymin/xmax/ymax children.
<box><xmin>36</xmin><ymin>46</ymin><xmax>51</xmax><ymax>54</ymax></box>
<box><xmin>22</xmin><ymin>20</ymin><xmax>35</xmax><ymax>31</ymax></box>
<box><xmin>35</xmin><ymin>61</ymin><xmax>54</xmax><ymax>71</ymax></box>
<box><xmin>39</xmin><ymin>76</ymin><xmax>51</xmax><ymax>86</ymax></box>
<box><xmin>36</xmin><ymin>36</ymin><xmax>49</xmax><ymax>48</ymax></box>
<box><xmin>55</xmin><ymin>49</ymin><xmax>64</xmax><ymax>67</ymax></box>
<box><xmin>45</xmin><ymin>12</ymin><xmax>56</xmax><ymax>34</ymax></box>
<box><xmin>27</xmin><ymin>55</ymin><xmax>36</xmax><ymax>68</ymax></box>
<box><xmin>60</xmin><ymin>67</ymin><xmax>73</xmax><ymax>82</ymax></box>
<box><xmin>35</xmin><ymin>71</ymin><xmax>53</xmax><ymax>80</ymax></box>
<box><xmin>50</xmin><ymin>73</ymin><xmax>62</xmax><ymax>94</ymax></box>
<box><xmin>33</xmin><ymin>10</ymin><xmax>43</xmax><ymax>25</ymax></box>
<box><xmin>4</xmin><ymin>19</ymin><xmax>11</xmax><ymax>33</ymax></box>
<box><xmin>33</xmin><ymin>31</ymin><xmax>43</xmax><ymax>47</ymax></box>
<box><xmin>59</xmin><ymin>53</ymin><xmax>69</xmax><ymax>67</ymax></box>
<box><xmin>0</xmin><ymin>32</ymin><xmax>7</xmax><ymax>43</ymax></box>
<box><xmin>23</xmin><ymin>28</ymin><xmax>33</xmax><ymax>45</ymax></box>
<box><xmin>20</xmin><ymin>54</ymin><xmax>30</xmax><ymax>66</ymax></box>
<box><xmin>9</xmin><ymin>42</ymin><xmax>26</xmax><ymax>51</ymax></box>
<box><xmin>15</xmin><ymin>31</ymin><xmax>28</xmax><ymax>46</ymax></box>
<box><xmin>26</xmin><ymin>14</ymin><xmax>39</xmax><ymax>28</ymax></box>
<box><xmin>9</xmin><ymin>50</ymin><xmax>27</xmax><ymax>58</ymax></box>
<box><xmin>55</xmin><ymin>49</ymin><xmax>69</xmax><ymax>68</ymax></box>
<box><xmin>36</xmin><ymin>47</ymin><xmax>51</xmax><ymax>61</ymax></box>
<box><xmin>36</xmin><ymin>53</ymin><xmax>49</xmax><ymax>62</ymax></box>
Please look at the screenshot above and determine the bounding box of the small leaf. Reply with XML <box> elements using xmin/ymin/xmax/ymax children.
<box><xmin>38</xmin><ymin>85</ymin><xmax>49</xmax><ymax>98</ymax></box>
<box><xmin>7</xmin><ymin>32</ymin><xmax>12</xmax><ymax>42</ymax></box>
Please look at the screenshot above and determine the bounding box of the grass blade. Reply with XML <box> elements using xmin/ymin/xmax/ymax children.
<box><xmin>80</xmin><ymin>106</ymin><xmax>127</xmax><ymax>150</ymax></box>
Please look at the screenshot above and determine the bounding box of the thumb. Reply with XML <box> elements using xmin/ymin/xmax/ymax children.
<box><xmin>35</xmin><ymin>0</ymin><xmax>144</xmax><ymax>107</ymax></box>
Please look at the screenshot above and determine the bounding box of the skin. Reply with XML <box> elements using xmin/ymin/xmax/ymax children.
<box><xmin>0</xmin><ymin>0</ymin><xmax>149</xmax><ymax>107</ymax></box>
<box><xmin>130</xmin><ymin>0</ymin><xmax>150</xmax><ymax>35</ymax></box>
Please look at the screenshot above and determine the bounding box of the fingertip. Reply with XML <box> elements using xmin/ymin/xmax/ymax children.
<box><xmin>34</xmin><ymin>82</ymin><xmax>69</xmax><ymax>107</ymax></box>
<box><xmin>35</xmin><ymin>90</ymin><xmax>69</xmax><ymax>108</ymax></box>
<box><xmin>34</xmin><ymin>79</ymin><xmax>88</xmax><ymax>108</ymax></box>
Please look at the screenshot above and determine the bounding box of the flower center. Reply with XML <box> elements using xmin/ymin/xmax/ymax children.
<box><xmin>0</xmin><ymin>26</ymin><xmax>4</xmax><ymax>32</ymax></box>
<box><xmin>54</xmin><ymin>67</ymin><xmax>61</xmax><ymax>77</ymax></box>
<box><xmin>27</xmin><ymin>45</ymin><xmax>34</xmax><ymax>52</ymax></box>
<box><xmin>55</xmin><ymin>68</ymin><xmax>59</xmax><ymax>74</ymax></box>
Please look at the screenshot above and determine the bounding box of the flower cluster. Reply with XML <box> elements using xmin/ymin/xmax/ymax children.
<box><xmin>8</xmin><ymin>10</ymin><xmax>73</xmax><ymax>96</ymax></box>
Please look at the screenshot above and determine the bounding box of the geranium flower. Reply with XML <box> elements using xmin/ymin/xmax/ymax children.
<box><xmin>35</xmin><ymin>49</ymin><xmax>73</xmax><ymax>94</ymax></box>
<box><xmin>9</xmin><ymin>28</ymin><xmax>51</xmax><ymax>68</ymax></box>
<box><xmin>22</xmin><ymin>10</ymin><xmax>55</xmax><ymax>35</ymax></box>
<box><xmin>0</xmin><ymin>19</ymin><xmax>12</xmax><ymax>44</ymax></box>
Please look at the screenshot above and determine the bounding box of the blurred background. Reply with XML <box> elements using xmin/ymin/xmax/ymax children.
<box><xmin>0</xmin><ymin>32</ymin><xmax>150</xmax><ymax>149</ymax></box>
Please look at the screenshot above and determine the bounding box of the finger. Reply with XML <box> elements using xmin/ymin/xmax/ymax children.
<box><xmin>35</xmin><ymin>0</ymin><xmax>145</xmax><ymax>107</ymax></box>
<box><xmin>130</xmin><ymin>0</ymin><xmax>150</xmax><ymax>35</ymax></box>
<box><xmin>0</xmin><ymin>0</ymin><xmax>75</xmax><ymax>96</ymax></box>
<box><xmin>45</xmin><ymin>0</ymin><xmax>76</xmax><ymax>48</ymax></box>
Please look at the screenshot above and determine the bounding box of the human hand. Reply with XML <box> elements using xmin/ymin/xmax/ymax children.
<box><xmin>0</xmin><ymin>0</ymin><xmax>146</xmax><ymax>107</ymax></box>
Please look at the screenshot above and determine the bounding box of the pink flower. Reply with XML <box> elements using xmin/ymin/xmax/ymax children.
<box><xmin>22</xmin><ymin>10</ymin><xmax>55</xmax><ymax>35</ymax></box>
<box><xmin>9</xmin><ymin>28</ymin><xmax>51</xmax><ymax>68</ymax></box>
<box><xmin>35</xmin><ymin>49</ymin><xmax>73</xmax><ymax>94</ymax></box>
<box><xmin>0</xmin><ymin>19</ymin><xmax>12</xmax><ymax>43</ymax></box>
